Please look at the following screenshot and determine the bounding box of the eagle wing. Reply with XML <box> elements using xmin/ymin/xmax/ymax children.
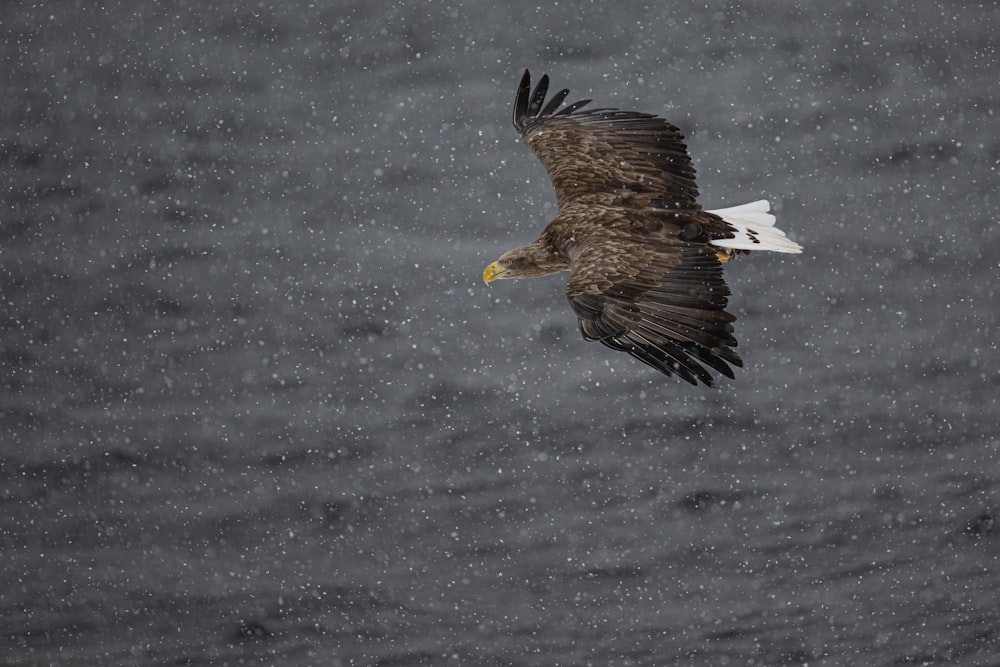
<box><xmin>565</xmin><ymin>235</ymin><xmax>743</xmax><ymax>386</ymax></box>
<box><xmin>513</xmin><ymin>69</ymin><xmax>700</xmax><ymax>211</ymax></box>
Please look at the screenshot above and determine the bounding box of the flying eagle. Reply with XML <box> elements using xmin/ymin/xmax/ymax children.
<box><xmin>483</xmin><ymin>70</ymin><xmax>803</xmax><ymax>386</ymax></box>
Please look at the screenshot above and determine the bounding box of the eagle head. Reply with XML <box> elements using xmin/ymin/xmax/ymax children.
<box><xmin>483</xmin><ymin>242</ymin><xmax>569</xmax><ymax>284</ymax></box>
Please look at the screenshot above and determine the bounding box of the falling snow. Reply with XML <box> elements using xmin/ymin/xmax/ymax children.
<box><xmin>2</xmin><ymin>1</ymin><xmax>999</xmax><ymax>665</ymax></box>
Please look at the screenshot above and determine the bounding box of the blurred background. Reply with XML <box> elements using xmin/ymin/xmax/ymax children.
<box><xmin>2</xmin><ymin>1</ymin><xmax>998</xmax><ymax>664</ymax></box>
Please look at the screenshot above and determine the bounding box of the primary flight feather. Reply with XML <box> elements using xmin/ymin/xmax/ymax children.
<box><xmin>483</xmin><ymin>70</ymin><xmax>803</xmax><ymax>387</ymax></box>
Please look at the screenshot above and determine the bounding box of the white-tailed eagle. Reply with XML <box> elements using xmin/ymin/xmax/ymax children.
<box><xmin>483</xmin><ymin>70</ymin><xmax>803</xmax><ymax>386</ymax></box>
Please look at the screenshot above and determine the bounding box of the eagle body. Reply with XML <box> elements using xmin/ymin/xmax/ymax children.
<box><xmin>483</xmin><ymin>71</ymin><xmax>803</xmax><ymax>386</ymax></box>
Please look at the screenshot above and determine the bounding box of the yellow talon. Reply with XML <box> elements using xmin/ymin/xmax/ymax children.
<box><xmin>715</xmin><ymin>249</ymin><xmax>738</xmax><ymax>263</ymax></box>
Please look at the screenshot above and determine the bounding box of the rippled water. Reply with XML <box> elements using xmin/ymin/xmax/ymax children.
<box><xmin>3</xmin><ymin>1</ymin><xmax>999</xmax><ymax>665</ymax></box>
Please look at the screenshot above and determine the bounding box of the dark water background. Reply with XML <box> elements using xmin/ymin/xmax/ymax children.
<box><xmin>2</xmin><ymin>1</ymin><xmax>999</xmax><ymax>665</ymax></box>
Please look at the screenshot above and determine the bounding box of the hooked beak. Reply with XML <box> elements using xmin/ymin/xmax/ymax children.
<box><xmin>482</xmin><ymin>261</ymin><xmax>505</xmax><ymax>285</ymax></box>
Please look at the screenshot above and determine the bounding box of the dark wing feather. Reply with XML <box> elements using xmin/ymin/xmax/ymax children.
<box><xmin>539</xmin><ymin>88</ymin><xmax>571</xmax><ymax>117</ymax></box>
<box><xmin>513</xmin><ymin>70</ymin><xmax>591</xmax><ymax>133</ymax></box>
<box><xmin>512</xmin><ymin>69</ymin><xmax>699</xmax><ymax>211</ymax></box>
<box><xmin>566</xmin><ymin>239</ymin><xmax>742</xmax><ymax>386</ymax></box>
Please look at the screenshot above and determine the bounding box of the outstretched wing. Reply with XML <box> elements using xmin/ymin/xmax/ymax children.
<box><xmin>566</xmin><ymin>237</ymin><xmax>742</xmax><ymax>386</ymax></box>
<box><xmin>513</xmin><ymin>69</ymin><xmax>700</xmax><ymax>211</ymax></box>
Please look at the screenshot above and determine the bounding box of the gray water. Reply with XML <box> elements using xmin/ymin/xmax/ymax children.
<box><xmin>2</xmin><ymin>1</ymin><xmax>999</xmax><ymax>665</ymax></box>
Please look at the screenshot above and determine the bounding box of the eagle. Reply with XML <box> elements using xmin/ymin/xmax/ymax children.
<box><xmin>483</xmin><ymin>70</ymin><xmax>803</xmax><ymax>386</ymax></box>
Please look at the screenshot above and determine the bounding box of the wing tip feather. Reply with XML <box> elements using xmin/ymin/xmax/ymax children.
<box><xmin>587</xmin><ymin>321</ymin><xmax>741</xmax><ymax>388</ymax></box>
<box><xmin>512</xmin><ymin>69</ymin><xmax>591</xmax><ymax>135</ymax></box>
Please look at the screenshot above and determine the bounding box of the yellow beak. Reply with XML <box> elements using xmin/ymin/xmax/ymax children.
<box><xmin>482</xmin><ymin>261</ymin><xmax>505</xmax><ymax>285</ymax></box>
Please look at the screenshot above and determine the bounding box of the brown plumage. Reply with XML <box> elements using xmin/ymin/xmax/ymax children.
<box><xmin>483</xmin><ymin>70</ymin><xmax>802</xmax><ymax>386</ymax></box>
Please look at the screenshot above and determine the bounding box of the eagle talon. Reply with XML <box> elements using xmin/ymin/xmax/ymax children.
<box><xmin>715</xmin><ymin>249</ymin><xmax>738</xmax><ymax>263</ymax></box>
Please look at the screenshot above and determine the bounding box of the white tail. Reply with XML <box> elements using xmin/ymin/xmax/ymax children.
<box><xmin>707</xmin><ymin>200</ymin><xmax>803</xmax><ymax>254</ymax></box>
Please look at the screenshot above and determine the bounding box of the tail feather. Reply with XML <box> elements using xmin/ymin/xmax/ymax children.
<box><xmin>707</xmin><ymin>200</ymin><xmax>803</xmax><ymax>254</ymax></box>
